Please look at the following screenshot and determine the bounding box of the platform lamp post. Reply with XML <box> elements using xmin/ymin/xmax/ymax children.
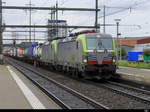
<box><xmin>114</xmin><ymin>19</ymin><xmax>121</xmax><ymax>66</ymax></box>
<box><xmin>119</xmin><ymin>33</ymin><xmax>122</xmax><ymax>61</ymax></box>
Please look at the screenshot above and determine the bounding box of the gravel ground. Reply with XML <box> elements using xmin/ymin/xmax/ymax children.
<box><xmin>6</xmin><ymin>57</ymin><xmax>150</xmax><ymax>109</ymax></box>
<box><xmin>103</xmin><ymin>83</ymin><xmax>150</xmax><ymax>101</ymax></box>
<box><xmin>8</xmin><ymin>60</ymin><xmax>99</xmax><ymax>109</ymax></box>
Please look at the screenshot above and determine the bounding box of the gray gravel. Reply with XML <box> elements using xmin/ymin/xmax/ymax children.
<box><xmin>6</xmin><ymin>57</ymin><xmax>150</xmax><ymax>109</ymax></box>
<box><xmin>103</xmin><ymin>83</ymin><xmax>150</xmax><ymax>101</ymax></box>
<box><xmin>8</xmin><ymin>60</ymin><xmax>100</xmax><ymax>109</ymax></box>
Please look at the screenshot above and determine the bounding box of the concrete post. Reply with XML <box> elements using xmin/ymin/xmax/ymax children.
<box><xmin>0</xmin><ymin>0</ymin><xmax>3</xmax><ymax>64</ymax></box>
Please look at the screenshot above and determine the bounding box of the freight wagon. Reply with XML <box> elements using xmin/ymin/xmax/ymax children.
<box><xmin>17</xmin><ymin>48</ymin><xmax>25</xmax><ymax>58</ymax></box>
<box><xmin>144</xmin><ymin>56</ymin><xmax>150</xmax><ymax>62</ymax></box>
<box><xmin>33</xmin><ymin>44</ymin><xmax>43</xmax><ymax>59</ymax></box>
<box><xmin>25</xmin><ymin>44</ymin><xmax>38</xmax><ymax>58</ymax></box>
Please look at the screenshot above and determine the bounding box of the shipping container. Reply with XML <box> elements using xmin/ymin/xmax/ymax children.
<box><xmin>128</xmin><ymin>52</ymin><xmax>144</xmax><ymax>62</ymax></box>
<box><xmin>17</xmin><ymin>48</ymin><xmax>25</xmax><ymax>58</ymax></box>
<box><xmin>33</xmin><ymin>45</ymin><xmax>43</xmax><ymax>59</ymax></box>
<box><xmin>144</xmin><ymin>56</ymin><xmax>150</xmax><ymax>62</ymax></box>
<box><xmin>13</xmin><ymin>48</ymin><xmax>17</xmax><ymax>57</ymax></box>
<box><xmin>25</xmin><ymin>44</ymin><xmax>38</xmax><ymax>58</ymax></box>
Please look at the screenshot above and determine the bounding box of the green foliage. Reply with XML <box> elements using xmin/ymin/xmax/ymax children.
<box><xmin>144</xmin><ymin>49</ymin><xmax>150</xmax><ymax>56</ymax></box>
<box><xmin>118</xmin><ymin>47</ymin><xmax>127</xmax><ymax>57</ymax></box>
<box><xmin>118</xmin><ymin>61</ymin><xmax>150</xmax><ymax>69</ymax></box>
<box><xmin>121</xmin><ymin>47</ymin><xmax>127</xmax><ymax>57</ymax></box>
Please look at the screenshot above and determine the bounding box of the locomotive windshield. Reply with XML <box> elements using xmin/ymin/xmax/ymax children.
<box><xmin>86</xmin><ymin>38</ymin><xmax>113</xmax><ymax>50</ymax></box>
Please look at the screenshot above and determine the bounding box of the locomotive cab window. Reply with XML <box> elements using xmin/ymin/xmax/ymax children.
<box><xmin>86</xmin><ymin>38</ymin><xmax>113</xmax><ymax>50</ymax></box>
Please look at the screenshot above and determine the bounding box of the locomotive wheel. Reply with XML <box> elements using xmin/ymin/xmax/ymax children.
<box><xmin>66</xmin><ymin>67</ymin><xmax>71</xmax><ymax>76</ymax></box>
<box><xmin>72</xmin><ymin>69</ymin><xmax>78</xmax><ymax>78</ymax></box>
<box><xmin>75</xmin><ymin>69</ymin><xmax>79</xmax><ymax>78</ymax></box>
<box><xmin>78</xmin><ymin>71</ymin><xmax>85</xmax><ymax>78</ymax></box>
<box><xmin>72</xmin><ymin>70</ymin><xmax>75</xmax><ymax>77</ymax></box>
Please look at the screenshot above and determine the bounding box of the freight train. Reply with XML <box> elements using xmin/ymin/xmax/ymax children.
<box><xmin>4</xmin><ymin>31</ymin><xmax>117</xmax><ymax>80</ymax></box>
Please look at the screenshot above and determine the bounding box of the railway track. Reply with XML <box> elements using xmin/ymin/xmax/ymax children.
<box><xmin>113</xmin><ymin>78</ymin><xmax>150</xmax><ymax>92</ymax></box>
<box><xmin>5</xmin><ymin>57</ymin><xmax>150</xmax><ymax>109</ymax></box>
<box><xmin>93</xmin><ymin>81</ymin><xmax>150</xmax><ymax>105</ymax></box>
<box><xmin>5</xmin><ymin>57</ymin><xmax>109</xmax><ymax>109</ymax></box>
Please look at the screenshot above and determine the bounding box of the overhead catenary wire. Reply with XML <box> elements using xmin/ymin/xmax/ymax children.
<box><xmin>3</xmin><ymin>0</ymin><xmax>150</xmax><ymax>43</ymax></box>
<box><xmin>72</xmin><ymin>0</ymin><xmax>147</xmax><ymax>32</ymax></box>
<box><xmin>3</xmin><ymin>1</ymin><xmax>100</xmax><ymax>44</ymax></box>
<box><xmin>98</xmin><ymin>0</ymin><xmax>150</xmax><ymax>18</ymax></box>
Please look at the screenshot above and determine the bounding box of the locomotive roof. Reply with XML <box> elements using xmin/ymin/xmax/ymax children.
<box><xmin>76</xmin><ymin>33</ymin><xmax>112</xmax><ymax>40</ymax></box>
<box><xmin>85</xmin><ymin>33</ymin><xmax>112</xmax><ymax>38</ymax></box>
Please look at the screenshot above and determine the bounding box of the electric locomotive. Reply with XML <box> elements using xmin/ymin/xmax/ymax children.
<box><xmin>55</xmin><ymin>31</ymin><xmax>117</xmax><ymax>79</ymax></box>
<box><xmin>5</xmin><ymin>31</ymin><xmax>117</xmax><ymax>80</ymax></box>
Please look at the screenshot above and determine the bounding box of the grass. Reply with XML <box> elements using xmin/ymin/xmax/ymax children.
<box><xmin>118</xmin><ymin>61</ymin><xmax>150</xmax><ymax>69</ymax></box>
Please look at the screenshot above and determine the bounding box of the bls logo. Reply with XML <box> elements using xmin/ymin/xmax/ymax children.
<box><xmin>108</xmin><ymin>53</ymin><xmax>112</xmax><ymax>57</ymax></box>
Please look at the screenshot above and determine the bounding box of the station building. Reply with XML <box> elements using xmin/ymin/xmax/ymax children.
<box><xmin>117</xmin><ymin>37</ymin><xmax>150</xmax><ymax>61</ymax></box>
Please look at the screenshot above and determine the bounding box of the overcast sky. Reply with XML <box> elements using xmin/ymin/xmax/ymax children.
<box><xmin>2</xmin><ymin>0</ymin><xmax>150</xmax><ymax>44</ymax></box>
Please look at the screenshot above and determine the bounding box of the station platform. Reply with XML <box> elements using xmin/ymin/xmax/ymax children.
<box><xmin>0</xmin><ymin>65</ymin><xmax>61</xmax><ymax>109</ymax></box>
<box><xmin>117</xmin><ymin>66</ymin><xmax>150</xmax><ymax>85</ymax></box>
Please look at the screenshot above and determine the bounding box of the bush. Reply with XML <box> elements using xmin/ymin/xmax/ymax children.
<box><xmin>118</xmin><ymin>47</ymin><xmax>127</xmax><ymax>59</ymax></box>
<box><xmin>144</xmin><ymin>49</ymin><xmax>150</xmax><ymax>56</ymax></box>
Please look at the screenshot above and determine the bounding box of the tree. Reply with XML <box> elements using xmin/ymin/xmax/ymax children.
<box><xmin>144</xmin><ymin>49</ymin><xmax>150</xmax><ymax>56</ymax></box>
<box><xmin>118</xmin><ymin>47</ymin><xmax>127</xmax><ymax>57</ymax></box>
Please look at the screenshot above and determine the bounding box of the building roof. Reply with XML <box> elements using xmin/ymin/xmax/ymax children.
<box><xmin>116</xmin><ymin>37</ymin><xmax>150</xmax><ymax>46</ymax></box>
<box><xmin>137</xmin><ymin>37</ymin><xmax>150</xmax><ymax>44</ymax></box>
<box><xmin>123</xmin><ymin>37</ymin><xmax>149</xmax><ymax>40</ymax></box>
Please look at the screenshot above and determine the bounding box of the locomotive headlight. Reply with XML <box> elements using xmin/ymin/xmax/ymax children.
<box><xmin>113</xmin><ymin>59</ymin><xmax>116</xmax><ymax>63</ymax></box>
<box><xmin>83</xmin><ymin>59</ymin><xmax>87</xmax><ymax>63</ymax></box>
<box><xmin>83</xmin><ymin>56</ymin><xmax>88</xmax><ymax>63</ymax></box>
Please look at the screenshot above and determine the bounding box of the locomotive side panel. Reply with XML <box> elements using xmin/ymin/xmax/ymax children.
<box><xmin>57</xmin><ymin>41</ymin><xmax>80</xmax><ymax>67</ymax></box>
<box><xmin>41</xmin><ymin>45</ymin><xmax>49</xmax><ymax>62</ymax></box>
<box><xmin>41</xmin><ymin>44</ymin><xmax>54</xmax><ymax>64</ymax></box>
